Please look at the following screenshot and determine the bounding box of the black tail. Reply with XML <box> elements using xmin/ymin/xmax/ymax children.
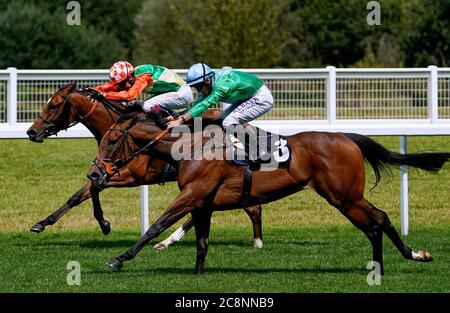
<box><xmin>344</xmin><ymin>133</ymin><xmax>450</xmax><ymax>187</ymax></box>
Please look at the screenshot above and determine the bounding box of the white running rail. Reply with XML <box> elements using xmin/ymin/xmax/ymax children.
<box><xmin>2</xmin><ymin>66</ymin><xmax>450</xmax><ymax>235</ymax></box>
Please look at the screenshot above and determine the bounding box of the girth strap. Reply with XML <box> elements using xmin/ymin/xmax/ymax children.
<box><xmin>241</xmin><ymin>165</ymin><xmax>253</xmax><ymax>209</ymax></box>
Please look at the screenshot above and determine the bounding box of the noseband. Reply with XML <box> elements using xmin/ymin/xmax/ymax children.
<box><xmin>37</xmin><ymin>90</ymin><xmax>101</xmax><ymax>137</ymax></box>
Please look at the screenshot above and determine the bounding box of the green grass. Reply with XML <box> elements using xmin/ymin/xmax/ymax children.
<box><xmin>1</xmin><ymin>225</ymin><xmax>450</xmax><ymax>293</ymax></box>
<box><xmin>1</xmin><ymin>136</ymin><xmax>450</xmax><ymax>292</ymax></box>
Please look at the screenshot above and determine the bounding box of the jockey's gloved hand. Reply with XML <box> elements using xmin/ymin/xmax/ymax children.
<box><xmin>148</xmin><ymin>105</ymin><xmax>170</xmax><ymax>129</ymax></box>
<box><xmin>84</xmin><ymin>88</ymin><xmax>105</xmax><ymax>102</ymax></box>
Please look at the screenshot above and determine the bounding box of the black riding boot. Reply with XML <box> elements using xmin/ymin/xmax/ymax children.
<box><xmin>225</xmin><ymin>124</ymin><xmax>270</xmax><ymax>166</ymax></box>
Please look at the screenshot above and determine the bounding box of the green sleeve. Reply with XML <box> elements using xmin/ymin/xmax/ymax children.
<box><xmin>188</xmin><ymin>83</ymin><xmax>230</xmax><ymax>117</ymax></box>
<box><xmin>193</xmin><ymin>92</ymin><xmax>205</xmax><ymax>106</ymax></box>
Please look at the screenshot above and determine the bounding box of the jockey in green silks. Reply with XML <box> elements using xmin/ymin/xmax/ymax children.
<box><xmin>167</xmin><ymin>63</ymin><xmax>274</xmax><ymax>163</ymax></box>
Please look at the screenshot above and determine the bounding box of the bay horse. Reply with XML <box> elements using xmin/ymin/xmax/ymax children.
<box><xmin>88</xmin><ymin>115</ymin><xmax>450</xmax><ymax>274</ymax></box>
<box><xmin>26</xmin><ymin>83</ymin><xmax>264</xmax><ymax>249</ymax></box>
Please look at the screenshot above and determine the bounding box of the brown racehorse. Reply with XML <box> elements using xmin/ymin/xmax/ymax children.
<box><xmin>88</xmin><ymin>115</ymin><xmax>450</xmax><ymax>274</ymax></box>
<box><xmin>26</xmin><ymin>83</ymin><xmax>264</xmax><ymax>249</ymax></box>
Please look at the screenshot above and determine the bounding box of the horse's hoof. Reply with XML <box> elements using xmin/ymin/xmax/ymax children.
<box><xmin>194</xmin><ymin>263</ymin><xmax>205</xmax><ymax>275</ymax></box>
<box><xmin>106</xmin><ymin>258</ymin><xmax>123</xmax><ymax>270</ymax></box>
<box><xmin>30</xmin><ymin>223</ymin><xmax>45</xmax><ymax>233</ymax></box>
<box><xmin>412</xmin><ymin>250</ymin><xmax>433</xmax><ymax>262</ymax></box>
<box><xmin>153</xmin><ymin>243</ymin><xmax>168</xmax><ymax>251</ymax></box>
<box><xmin>100</xmin><ymin>220</ymin><xmax>111</xmax><ymax>236</ymax></box>
<box><xmin>254</xmin><ymin>238</ymin><xmax>263</xmax><ymax>249</ymax></box>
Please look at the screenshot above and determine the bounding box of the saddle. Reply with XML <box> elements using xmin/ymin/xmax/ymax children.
<box><xmin>232</xmin><ymin>127</ymin><xmax>292</xmax><ymax>209</ymax></box>
<box><xmin>227</xmin><ymin>126</ymin><xmax>291</xmax><ymax>170</ymax></box>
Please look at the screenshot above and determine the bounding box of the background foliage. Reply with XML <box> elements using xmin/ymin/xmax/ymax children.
<box><xmin>0</xmin><ymin>0</ymin><xmax>449</xmax><ymax>69</ymax></box>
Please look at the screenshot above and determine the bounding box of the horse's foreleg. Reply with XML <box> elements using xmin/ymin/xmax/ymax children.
<box><xmin>106</xmin><ymin>186</ymin><xmax>200</xmax><ymax>270</ymax></box>
<box><xmin>192</xmin><ymin>210</ymin><xmax>212</xmax><ymax>275</ymax></box>
<box><xmin>244</xmin><ymin>205</ymin><xmax>263</xmax><ymax>248</ymax></box>
<box><xmin>155</xmin><ymin>204</ymin><xmax>263</xmax><ymax>251</ymax></box>
<box><xmin>90</xmin><ymin>187</ymin><xmax>111</xmax><ymax>235</ymax></box>
<box><xmin>30</xmin><ymin>181</ymin><xmax>94</xmax><ymax>233</ymax></box>
<box><xmin>153</xmin><ymin>217</ymin><xmax>194</xmax><ymax>250</ymax></box>
<box><xmin>30</xmin><ymin>167</ymin><xmax>138</xmax><ymax>234</ymax></box>
<box><xmin>89</xmin><ymin>168</ymin><xmax>139</xmax><ymax>235</ymax></box>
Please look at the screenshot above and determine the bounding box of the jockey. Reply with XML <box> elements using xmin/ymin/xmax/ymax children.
<box><xmin>94</xmin><ymin>61</ymin><xmax>194</xmax><ymax>116</ymax></box>
<box><xmin>167</xmin><ymin>63</ymin><xmax>274</xmax><ymax>163</ymax></box>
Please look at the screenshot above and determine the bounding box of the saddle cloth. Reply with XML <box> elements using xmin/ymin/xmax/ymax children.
<box><xmin>227</xmin><ymin>127</ymin><xmax>291</xmax><ymax>168</ymax></box>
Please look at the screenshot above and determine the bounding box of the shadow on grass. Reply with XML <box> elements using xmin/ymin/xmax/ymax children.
<box><xmin>12</xmin><ymin>239</ymin><xmax>138</xmax><ymax>249</ymax></box>
<box><xmin>10</xmin><ymin>238</ymin><xmax>331</xmax><ymax>249</ymax></box>
<box><xmin>86</xmin><ymin>265</ymin><xmax>367</xmax><ymax>276</ymax></box>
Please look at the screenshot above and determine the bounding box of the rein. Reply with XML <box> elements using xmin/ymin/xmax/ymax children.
<box><xmin>124</xmin><ymin>129</ymin><xmax>169</xmax><ymax>164</ymax></box>
<box><xmin>39</xmin><ymin>90</ymin><xmax>129</xmax><ymax>138</ymax></box>
<box><xmin>96</xmin><ymin>125</ymin><xmax>170</xmax><ymax>176</ymax></box>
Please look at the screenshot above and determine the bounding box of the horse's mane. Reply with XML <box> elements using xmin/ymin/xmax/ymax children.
<box><xmin>75</xmin><ymin>88</ymin><xmax>143</xmax><ymax>114</ymax></box>
<box><xmin>115</xmin><ymin>112</ymin><xmax>148</xmax><ymax>125</ymax></box>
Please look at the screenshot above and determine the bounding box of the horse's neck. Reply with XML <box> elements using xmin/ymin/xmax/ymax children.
<box><xmin>134</xmin><ymin>123</ymin><xmax>179</xmax><ymax>159</ymax></box>
<box><xmin>72</xmin><ymin>95</ymin><xmax>122</xmax><ymax>143</ymax></box>
<box><xmin>136</xmin><ymin>122</ymin><xmax>224</xmax><ymax>163</ymax></box>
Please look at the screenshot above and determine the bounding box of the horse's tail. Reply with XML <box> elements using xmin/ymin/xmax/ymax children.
<box><xmin>344</xmin><ymin>133</ymin><xmax>450</xmax><ymax>187</ymax></box>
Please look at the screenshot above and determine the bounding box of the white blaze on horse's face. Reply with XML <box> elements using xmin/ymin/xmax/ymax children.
<box><xmin>46</xmin><ymin>96</ymin><xmax>54</xmax><ymax>105</ymax></box>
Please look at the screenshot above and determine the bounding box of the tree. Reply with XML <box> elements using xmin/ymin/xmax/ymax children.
<box><xmin>0</xmin><ymin>1</ymin><xmax>126</xmax><ymax>69</ymax></box>
<box><xmin>132</xmin><ymin>0</ymin><xmax>291</xmax><ymax>68</ymax></box>
<box><xmin>283</xmin><ymin>0</ymin><xmax>372</xmax><ymax>67</ymax></box>
<box><xmin>283</xmin><ymin>0</ymin><xmax>409</xmax><ymax>68</ymax></box>
<box><xmin>79</xmin><ymin>0</ymin><xmax>146</xmax><ymax>55</ymax></box>
<box><xmin>402</xmin><ymin>0</ymin><xmax>450</xmax><ymax>67</ymax></box>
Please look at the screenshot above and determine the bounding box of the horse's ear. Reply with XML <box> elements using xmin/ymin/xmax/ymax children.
<box><xmin>60</xmin><ymin>82</ymin><xmax>77</xmax><ymax>95</ymax></box>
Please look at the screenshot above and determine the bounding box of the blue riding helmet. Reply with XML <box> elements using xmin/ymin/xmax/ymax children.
<box><xmin>186</xmin><ymin>63</ymin><xmax>214</xmax><ymax>86</ymax></box>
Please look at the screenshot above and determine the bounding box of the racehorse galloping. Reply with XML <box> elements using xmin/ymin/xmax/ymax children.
<box><xmin>89</xmin><ymin>116</ymin><xmax>450</xmax><ymax>274</ymax></box>
<box><xmin>26</xmin><ymin>83</ymin><xmax>264</xmax><ymax>249</ymax></box>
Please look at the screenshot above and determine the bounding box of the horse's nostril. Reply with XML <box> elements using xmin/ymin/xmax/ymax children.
<box><xmin>27</xmin><ymin>129</ymin><xmax>36</xmax><ymax>138</ymax></box>
<box><xmin>88</xmin><ymin>172</ymin><xmax>100</xmax><ymax>181</ymax></box>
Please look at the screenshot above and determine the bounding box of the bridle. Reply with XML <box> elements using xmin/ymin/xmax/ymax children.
<box><xmin>37</xmin><ymin>92</ymin><xmax>79</xmax><ymax>137</ymax></box>
<box><xmin>37</xmin><ymin>90</ymin><xmax>127</xmax><ymax>138</ymax></box>
<box><xmin>94</xmin><ymin>121</ymin><xmax>169</xmax><ymax>177</ymax></box>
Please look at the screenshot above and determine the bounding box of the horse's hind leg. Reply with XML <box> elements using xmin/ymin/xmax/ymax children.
<box><xmin>356</xmin><ymin>200</ymin><xmax>432</xmax><ymax>263</ymax></box>
<box><xmin>30</xmin><ymin>181</ymin><xmax>94</xmax><ymax>233</ymax></box>
<box><xmin>339</xmin><ymin>198</ymin><xmax>432</xmax><ymax>275</ymax></box>
<box><xmin>244</xmin><ymin>205</ymin><xmax>263</xmax><ymax>248</ymax></box>
<box><xmin>338</xmin><ymin>199</ymin><xmax>387</xmax><ymax>275</ymax></box>
<box><xmin>382</xmin><ymin>212</ymin><xmax>433</xmax><ymax>262</ymax></box>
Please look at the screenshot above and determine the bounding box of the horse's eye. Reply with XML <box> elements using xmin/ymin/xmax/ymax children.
<box><xmin>48</xmin><ymin>104</ymin><xmax>58</xmax><ymax>111</ymax></box>
<box><xmin>108</xmin><ymin>139</ymin><xmax>117</xmax><ymax>145</ymax></box>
